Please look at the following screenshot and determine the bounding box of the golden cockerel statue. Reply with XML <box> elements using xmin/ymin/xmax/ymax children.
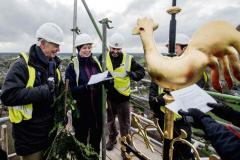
<box><xmin>133</xmin><ymin>18</ymin><xmax>240</xmax><ymax>92</ymax></box>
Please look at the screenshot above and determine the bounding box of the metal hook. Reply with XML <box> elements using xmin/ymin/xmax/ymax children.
<box><xmin>70</xmin><ymin>26</ymin><xmax>81</xmax><ymax>35</ymax></box>
<box><xmin>99</xmin><ymin>18</ymin><xmax>114</xmax><ymax>29</ymax></box>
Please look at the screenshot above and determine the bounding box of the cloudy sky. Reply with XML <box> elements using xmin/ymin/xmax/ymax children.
<box><xmin>0</xmin><ymin>0</ymin><xmax>240</xmax><ymax>54</ymax></box>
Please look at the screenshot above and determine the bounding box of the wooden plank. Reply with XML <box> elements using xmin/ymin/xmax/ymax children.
<box><xmin>106</xmin><ymin>136</ymin><xmax>122</xmax><ymax>160</ymax></box>
<box><xmin>1</xmin><ymin>124</ymin><xmax>8</xmax><ymax>155</ymax></box>
<box><xmin>106</xmin><ymin>148</ymin><xmax>122</xmax><ymax>160</ymax></box>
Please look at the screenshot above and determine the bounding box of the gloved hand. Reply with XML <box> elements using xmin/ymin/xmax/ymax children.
<box><xmin>178</xmin><ymin>108</ymin><xmax>209</xmax><ymax>129</ymax></box>
<box><xmin>103</xmin><ymin>78</ymin><xmax>114</xmax><ymax>90</ymax></box>
<box><xmin>126</xmin><ymin>71</ymin><xmax>137</xmax><ymax>79</ymax></box>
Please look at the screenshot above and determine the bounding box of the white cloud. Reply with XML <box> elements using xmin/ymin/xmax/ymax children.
<box><xmin>0</xmin><ymin>0</ymin><xmax>239</xmax><ymax>53</ymax></box>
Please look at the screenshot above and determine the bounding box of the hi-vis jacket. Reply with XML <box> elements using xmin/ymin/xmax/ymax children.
<box><xmin>0</xmin><ymin>44</ymin><xmax>62</xmax><ymax>156</ymax></box>
<box><xmin>158</xmin><ymin>87</ymin><xmax>181</xmax><ymax>120</ymax></box>
<box><xmin>8</xmin><ymin>52</ymin><xmax>61</xmax><ymax>123</ymax></box>
<box><xmin>106</xmin><ymin>52</ymin><xmax>132</xmax><ymax>96</ymax></box>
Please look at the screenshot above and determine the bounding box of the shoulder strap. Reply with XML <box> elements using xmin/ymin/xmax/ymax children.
<box><xmin>93</xmin><ymin>56</ymin><xmax>102</xmax><ymax>71</ymax></box>
<box><xmin>72</xmin><ymin>56</ymin><xmax>80</xmax><ymax>86</ymax></box>
<box><xmin>56</xmin><ymin>68</ymin><xmax>61</xmax><ymax>82</ymax></box>
<box><xmin>124</xmin><ymin>53</ymin><xmax>133</xmax><ymax>72</ymax></box>
<box><xmin>19</xmin><ymin>52</ymin><xmax>35</xmax><ymax>87</ymax></box>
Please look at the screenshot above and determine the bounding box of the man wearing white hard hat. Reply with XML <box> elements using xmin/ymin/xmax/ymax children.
<box><xmin>104</xmin><ymin>33</ymin><xmax>145</xmax><ymax>159</ymax></box>
<box><xmin>1</xmin><ymin>22</ymin><xmax>64</xmax><ymax>160</ymax></box>
<box><xmin>65</xmin><ymin>33</ymin><xmax>104</xmax><ymax>158</ymax></box>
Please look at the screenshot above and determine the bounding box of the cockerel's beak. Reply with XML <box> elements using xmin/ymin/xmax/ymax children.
<box><xmin>132</xmin><ymin>23</ymin><xmax>159</xmax><ymax>35</ymax></box>
<box><xmin>153</xmin><ymin>23</ymin><xmax>159</xmax><ymax>31</ymax></box>
<box><xmin>132</xmin><ymin>27</ymin><xmax>140</xmax><ymax>35</ymax></box>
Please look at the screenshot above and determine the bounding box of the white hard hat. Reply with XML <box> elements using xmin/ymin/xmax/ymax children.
<box><xmin>75</xmin><ymin>33</ymin><xmax>94</xmax><ymax>48</ymax></box>
<box><xmin>165</xmin><ymin>33</ymin><xmax>190</xmax><ymax>46</ymax></box>
<box><xmin>109</xmin><ymin>33</ymin><xmax>124</xmax><ymax>49</ymax></box>
<box><xmin>175</xmin><ymin>33</ymin><xmax>190</xmax><ymax>45</ymax></box>
<box><xmin>36</xmin><ymin>22</ymin><xmax>64</xmax><ymax>45</ymax></box>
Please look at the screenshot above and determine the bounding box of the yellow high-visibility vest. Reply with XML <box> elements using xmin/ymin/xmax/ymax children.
<box><xmin>72</xmin><ymin>56</ymin><xmax>102</xmax><ymax>86</ymax></box>
<box><xmin>158</xmin><ymin>87</ymin><xmax>181</xmax><ymax>120</ymax></box>
<box><xmin>8</xmin><ymin>52</ymin><xmax>61</xmax><ymax>123</ymax></box>
<box><xmin>203</xmin><ymin>71</ymin><xmax>208</xmax><ymax>83</ymax></box>
<box><xmin>106</xmin><ymin>52</ymin><xmax>132</xmax><ymax>96</ymax></box>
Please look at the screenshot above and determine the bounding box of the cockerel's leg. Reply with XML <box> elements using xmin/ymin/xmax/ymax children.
<box><xmin>232</xmin><ymin>31</ymin><xmax>240</xmax><ymax>55</ymax></box>
<box><xmin>209</xmin><ymin>57</ymin><xmax>222</xmax><ymax>92</ymax></box>
<box><xmin>226</xmin><ymin>47</ymin><xmax>240</xmax><ymax>81</ymax></box>
<box><xmin>219</xmin><ymin>55</ymin><xmax>233</xmax><ymax>89</ymax></box>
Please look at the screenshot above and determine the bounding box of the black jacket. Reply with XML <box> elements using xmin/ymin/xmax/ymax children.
<box><xmin>1</xmin><ymin>44</ymin><xmax>62</xmax><ymax>156</ymax></box>
<box><xmin>211</xmin><ymin>105</ymin><xmax>240</xmax><ymax>128</ymax></box>
<box><xmin>201</xmin><ymin>116</ymin><xmax>240</xmax><ymax>160</ymax></box>
<box><xmin>100</xmin><ymin>53</ymin><xmax>145</xmax><ymax>103</ymax></box>
<box><xmin>65</xmin><ymin>55</ymin><xmax>103</xmax><ymax>129</ymax></box>
<box><xmin>148</xmin><ymin>81</ymin><xmax>165</xmax><ymax>129</ymax></box>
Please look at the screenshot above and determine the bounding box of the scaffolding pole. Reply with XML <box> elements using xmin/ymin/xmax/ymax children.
<box><xmin>81</xmin><ymin>0</ymin><xmax>103</xmax><ymax>41</ymax></box>
<box><xmin>72</xmin><ymin>0</ymin><xmax>78</xmax><ymax>57</ymax></box>
<box><xmin>99</xmin><ymin>18</ymin><xmax>112</xmax><ymax>160</ymax></box>
<box><xmin>168</xmin><ymin>0</ymin><xmax>177</xmax><ymax>55</ymax></box>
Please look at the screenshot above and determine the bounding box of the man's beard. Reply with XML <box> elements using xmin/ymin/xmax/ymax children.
<box><xmin>110</xmin><ymin>51</ymin><xmax>122</xmax><ymax>57</ymax></box>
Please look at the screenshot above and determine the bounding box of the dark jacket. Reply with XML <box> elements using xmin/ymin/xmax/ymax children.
<box><xmin>148</xmin><ymin>82</ymin><xmax>165</xmax><ymax>129</ymax></box>
<box><xmin>201</xmin><ymin>116</ymin><xmax>240</xmax><ymax>160</ymax></box>
<box><xmin>0</xmin><ymin>44</ymin><xmax>62</xmax><ymax>156</ymax></box>
<box><xmin>65</xmin><ymin>55</ymin><xmax>103</xmax><ymax>129</ymax></box>
<box><xmin>0</xmin><ymin>148</ymin><xmax>7</xmax><ymax>160</ymax></box>
<box><xmin>149</xmin><ymin>82</ymin><xmax>164</xmax><ymax>108</ymax></box>
<box><xmin>100</xmin><ymin>53</ymin><xmax>145</xmax><ymax>103</ymax></box>
<box><xmin>211</xmin><ymin>106</ymin><xmax>240</xmax><ymax>128</ymax></box>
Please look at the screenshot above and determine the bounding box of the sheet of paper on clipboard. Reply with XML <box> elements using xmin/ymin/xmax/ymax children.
<box><xmin>87</xmin><ymin>71</ymin><xmax>112</xmax><ymax>85</ymax></box>
<box><xmin>165</xmin><ymin>84</ymin><xmax>216</xmax><ymax>115</ymax></box>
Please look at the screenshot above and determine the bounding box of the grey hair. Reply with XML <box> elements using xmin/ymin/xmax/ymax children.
<box><xmin>37</xmin><ymin>38</ymin><xmax>47</xmax><ymax>46</ymax></box>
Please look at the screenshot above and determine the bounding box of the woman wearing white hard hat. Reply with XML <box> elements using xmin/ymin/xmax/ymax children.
<box><xmin>65</xmin><ymin>33</ymin><xmax>103</xmax><ymax>158</ymax></box>
<box><xmin>165</xmin><ymin>33</ymin><xmax>190</xmax><ymax>56</ymax></box>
